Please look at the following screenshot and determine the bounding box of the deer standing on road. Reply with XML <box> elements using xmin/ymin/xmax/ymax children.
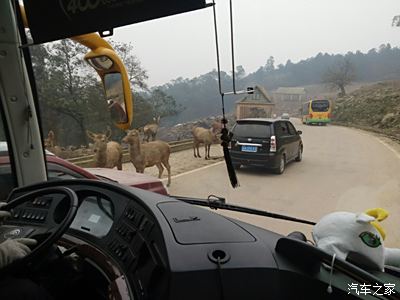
<box><xmin>123</xmin><ymin>129</ymin><xmax>171</xmax><ymax>186</ymax></box>
<box><xmin>87</xmin><ymin>128</ymin><xmax>123</xmax><ymax>170</ymax></box>
<box><xmin>192</xmin><ymin>126</ymin><xmax>218</xmax><ymax>160</ymax></box>
<box><xmin>143</xmin><ymin>116</ymin><xmax>160</xmax><ymax>142</ymax></box>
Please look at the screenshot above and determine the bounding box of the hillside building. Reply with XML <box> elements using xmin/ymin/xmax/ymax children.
<box><xmin>273</xmin><ymin>87</ymin><xmax>307</xmax><ymax>102</ymax></box>
<box><xmin>235</xmin><ymin>85</ymin><xmax>275</xmax><ymax>119</ymax></box>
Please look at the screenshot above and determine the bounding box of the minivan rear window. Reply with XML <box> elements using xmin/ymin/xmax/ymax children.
<box><xmin>232</xmin><ymin>122</ymin><xmax>271</xmax><ymax>138</ymax></box>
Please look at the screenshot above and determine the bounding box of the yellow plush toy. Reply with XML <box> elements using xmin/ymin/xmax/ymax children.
<box><xmin>312</xmin><ymin>208</ymin><xmax>400</xmax><ymax>272</ymax></box>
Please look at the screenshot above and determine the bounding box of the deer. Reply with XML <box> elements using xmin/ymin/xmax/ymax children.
<box><xmin>211</xmin><ymin>119</ymin><xmax>223</xmax><ymax>135</ymax></box>
<box><xmin>122</xmin><ymin>129</ymin><xmax>171</xmax><ymax>186</ymax></box>
<box><xmin>44</xmin><ymin>130</ymin><xmax>55</xmax><ymax>148</ymax></box>
<box><xmin>143</xmin><ymin>116</ymin><xmax>160</xmax><ymax>142</ymax></box>
<box><xmin>192</xmin><ymin>126</ymin><xmax>219</xmax><ymax>160</ymax></box>
<box><xmin>43</xmin><ymin>130</ymin><xmax>63</xmax><ymax>156</ymax></box>
<box><xmin>86</xmin><ymin>128</ymin><xmax>123</xmax><ymax>170</ymax></box>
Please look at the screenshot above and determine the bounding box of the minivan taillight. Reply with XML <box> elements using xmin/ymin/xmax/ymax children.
<box><xmin>270</xmin><ymin>136</ymin><xmax>277</xmax><ymax>152</ymax></box>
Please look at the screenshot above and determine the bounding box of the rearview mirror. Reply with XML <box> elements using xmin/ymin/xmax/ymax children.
<box><xmin>87</xmin><ymin>55</ymin><xmax>113</xmax><ymax>71</ymax></box>
<box><xmin>297</xmin><ymin>130</ymin><xmax>302</xmax><ymax>135</ymax></box>
<box><xmin>75</xmin><ymin>33</ymin><xmax>133</xmax><ymax>130</ymax></box>
<box><xmin>104</xmin><ymin>73</ymin><xmax>128</xmax><ymax>123</ymax></box>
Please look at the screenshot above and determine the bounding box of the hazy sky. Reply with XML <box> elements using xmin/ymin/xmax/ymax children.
<box><xmin>110</xmin><ymin>0</ymin><xmax>400</xmax><ymax>87</ymax></box>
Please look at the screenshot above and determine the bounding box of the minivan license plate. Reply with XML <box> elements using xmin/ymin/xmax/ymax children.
<box><xmin>241</xmin><ymin>145</ymin><xmax>257</xmax><ymax>152</ymax></box>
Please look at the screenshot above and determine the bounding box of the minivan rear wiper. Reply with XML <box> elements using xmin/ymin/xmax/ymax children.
<box><xmin>173</xmin><ymin>195</ymin><xmax>316</xmax><ymax>226</ymax></box>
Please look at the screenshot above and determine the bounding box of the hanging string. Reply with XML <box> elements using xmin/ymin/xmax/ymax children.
<box><xmin>327</xmin><ymin>253</ymin><xmax>336</xmax><ymax>294</ymax></box>
<box><xmin>212</xmin><ymin>0</ymin><xmax>222</xmax><ymax>95</ymax></box>
<box><xmin>220</xmin><ymin>94</ymin><xmax>239</xmax><ymax>188</ymax></box>
<box><xmin>212</xmin><ymin>0</ymin><xmax>239</xmax><ymax>188</ymax></box>
<box><xmin>26</xmin><ymin>106</ymin><xmax>34</xmax><ymax>150</ymax></box>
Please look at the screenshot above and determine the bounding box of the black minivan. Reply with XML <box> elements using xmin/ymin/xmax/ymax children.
<box><xmin>229</xmin><ymin>118</ymin><xmax>303</xmax><ymax>174</ymax></box>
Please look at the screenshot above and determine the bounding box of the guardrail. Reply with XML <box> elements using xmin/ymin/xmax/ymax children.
<box><xmin>67</xmin><ymin>139</ymin><xmax>193</xmax><ymax>167</ymax></box>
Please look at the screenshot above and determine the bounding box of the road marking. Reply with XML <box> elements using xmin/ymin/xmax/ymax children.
<box><xmin>161</xmin><ymin>161</ymin><xmax>224</xmax><ymax>182</ymax></box>
<box><xmin>375</xmin><ymin>137</ymin><xmax>400</xmax><ymax>161</ymax></box>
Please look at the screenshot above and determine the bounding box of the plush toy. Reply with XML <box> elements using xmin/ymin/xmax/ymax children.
<box><xmin>312</xmin><ymin>208</ymin><xmax>400</xmax><ymax>272</ymax></box>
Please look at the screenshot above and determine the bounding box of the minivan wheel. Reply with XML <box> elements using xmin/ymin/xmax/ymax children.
<box><xmin>274</xmin><ymin>155</ymin><xmax>285</xmax><ymax>174</ymax></box>
<box><xmin>295</xmin><ymin>147</ymin><xmax>303</xmax><ymax>162</ymax></box>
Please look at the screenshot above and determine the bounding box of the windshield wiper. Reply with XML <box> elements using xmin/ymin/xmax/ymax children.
<box><xmin>173</xmin><ymin>195</ymin><xmax>316</xmax><ymax>226</ymax></box>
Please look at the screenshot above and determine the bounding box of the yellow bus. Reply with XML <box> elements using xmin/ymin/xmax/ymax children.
<box><xmin>301</xmin><ymin>99</ymin><xmax>332</xmax><ymax>125</ymax></box>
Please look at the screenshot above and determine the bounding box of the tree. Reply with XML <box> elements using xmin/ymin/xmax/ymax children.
<box><xmin>132</xmin><ymin>93</ymin><xmax>154</xmax><ymax>128</ymax></box>
<box><xmin>30</xmin><ymin>44</ymin><xmax>50</xmax><ymax>95</ymax></box>
<box><xmin>235</xmin><ymin>65</ymin><xmax>246</xmax><ymax>80</ymax></box>
<box><xmin>285</xmin><ymin>59</ymin><xmax>293</xmax><ymax>67</ymax></box>
<box><xmin>393</xmin><ymin>15</ymin><xmax>400</xmax><ymax>26</ymax></box>
<box><xmin>45</xmin><ymin>39</ymin><xmax>100</xmax><ymax>145</ymax></box>
<box><xmin>265</xmin><ymin>56</ymin><xmax>275</xmax><ymax>72</ymax></box>
<box><xmin>30</xmin><ymin>44</ymin><xmax>56</xmax><ymax>134</ymax></box>
<box><xmin>322</xmin><ymin>58</ymin><xmax>355</xmax><ymax>96</ymax></box>
<box><xmin>149</xmin><ymin>89</ymin><xmax>184</xmax><ymax>118</ymax></box>
<box><xmin>111</xmin><ymin>41</ymin><xmax>149</xmax><ymax>90</ymax></box>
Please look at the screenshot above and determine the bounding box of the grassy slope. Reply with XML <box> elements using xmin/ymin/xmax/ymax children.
<box><xmin>333</xmin><ymin>81</ymin><xmax>400</xmax><ymax>137</ymax></box>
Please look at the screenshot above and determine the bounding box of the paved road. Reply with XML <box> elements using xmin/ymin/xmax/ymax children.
<box><xmin>167</xmin><ymin>120</ymin><xmax>400</xmax><ymax>248</ymax></box>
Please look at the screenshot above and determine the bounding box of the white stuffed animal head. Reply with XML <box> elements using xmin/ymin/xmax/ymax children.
<box><xmin>312</xmin><ymin>210</ymin><xmax>386</xmax><ymax>271</ymax></box>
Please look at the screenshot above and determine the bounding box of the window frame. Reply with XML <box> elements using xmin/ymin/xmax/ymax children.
<box><xmin>286</xmin><ymin>122</ymin><xmax>297</xmax><ymax>136</ymax></box>
<box><xmin>0</xmin><ymin>97</ymin><xmax>18</xmax><ymax>200</ymax></box>
<box><xmin>274</xmin><ymin>121</ymin><xmax>289</xmax><ymax>137</ymax></box>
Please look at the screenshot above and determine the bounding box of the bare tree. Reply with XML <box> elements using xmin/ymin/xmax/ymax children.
<box><xmin>392</xmin><ymin>15</ymin><xmax>400</xmax><ymax>27</ymax></box>
<box><xmin>322</xmin><ymin>58</ymin><xmax>355</xmax><ymax>96</ymax></box>
<box><xmin>265</xmin><ymin>56</ymin><xmax>275</xmax><ymax>72</ymax></box>
<box><xmin>235</xmin><ymin>65</ymin><xmax>246</xmax><ymax>79</ymax></box>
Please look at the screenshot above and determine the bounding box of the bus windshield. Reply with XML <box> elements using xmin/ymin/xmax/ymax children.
<box><xmin>311</xmin><ymin>100</ymin><xmax>330</xmax><ymax>112</ymax></box>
